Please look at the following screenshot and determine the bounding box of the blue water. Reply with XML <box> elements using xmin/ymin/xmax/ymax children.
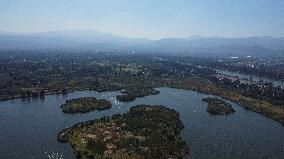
<box><xmin>0</xmin><ymin>88</ymin><xmax>283</xmax><ymax>159</ymax></box>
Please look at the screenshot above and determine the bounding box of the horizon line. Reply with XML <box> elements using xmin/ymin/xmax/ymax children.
<box><xmin>0</xmin><ymin>29</ymin><xmax>283</xmax><ymax>40</ymax></box>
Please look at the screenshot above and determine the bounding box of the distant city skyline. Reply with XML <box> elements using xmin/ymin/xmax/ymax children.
<box><xmin>1</xmin><ymin>0</ymin><xmax>284</xmax><ymax>39</ymax></box>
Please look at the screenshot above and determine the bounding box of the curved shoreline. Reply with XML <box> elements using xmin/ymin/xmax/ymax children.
<box><xmin>60</xmin><ymin>97</ymin><xmax>112</xmax><ymax>114</ymax></box>
<box><xmin>1</xmin><ymin>84</ymin><xmax>283</xmax><ymax>126</ymax></box>
<box><xmin>58</xmin><ymin>105</ymin><xmax>189</xmax><ymax>159</ymax></box>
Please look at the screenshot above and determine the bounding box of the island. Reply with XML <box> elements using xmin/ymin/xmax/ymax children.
<box><xmin>1</xmin><ymin>52</ymin><xmax>284</xmax><ymax>126</ymax></box>
<box><xmin>60</xmin><ymin>97</ymin><xmax>112</xmax><ymax>114</ymax></box>
<box><xmin>116</xmin><ymin>94</ymin><xmax>136</xmax><ymax>102</ymax></box>
<box><xmin>116</xmin><ymin>87</ymin><xmax>160</xmax><ymax>102</ymax></box>
<box><xmin>202</xmin><ymin>97</ymin><xmax>235</xmax><ymax>115</ymax></box>
<box><xmin>58</xmin><ymin>105</ymin><xmax>189</xmax><ymax>159</ymax></box>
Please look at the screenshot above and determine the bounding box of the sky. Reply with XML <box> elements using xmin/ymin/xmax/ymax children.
<box><xmin>0</xmin><ymin>0</ymin><xmax>284</xmax><ymax>39</ymax></box>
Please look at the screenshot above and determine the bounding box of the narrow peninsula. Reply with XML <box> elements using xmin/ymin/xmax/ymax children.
<box><xmin>58</xmin><ymin>105</ymin><xmax>189</xmax><ymax>159</ymax></box>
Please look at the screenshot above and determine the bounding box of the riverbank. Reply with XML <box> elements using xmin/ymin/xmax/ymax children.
<box><xmin>162</xmin><ymin>77</ymin><xmax>284</xmax><ymax>126</ymax></box>
<box><xmin>0</xmin><ymin>90</ymin><xmax>75</xmax><ymax>101</ymax></box>
<box><xmin>215</xmin><ymin>69</ymin><xmax>284</xmax><ymax>88</ymax></box>
<box><xmin>1</xmin><ymin>76</ymin><xmax>284</xmax><ymax>126</ymax></box>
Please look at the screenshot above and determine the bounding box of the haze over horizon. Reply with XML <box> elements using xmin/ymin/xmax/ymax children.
<box><xmin>1</xmin><ymin>0</ymin><xmax>284</xmax><ymax>39</ymax></box>
<box><xmin>1</xmin><ymin>29</ymin><xmax>284</xmax><ymax>40</ymax></box>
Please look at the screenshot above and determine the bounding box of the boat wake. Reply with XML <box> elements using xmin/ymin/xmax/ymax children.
<box><xmin>44</xmin><ymin>150</ymin><xmax>63</xmax><ymax>159</ymax></box>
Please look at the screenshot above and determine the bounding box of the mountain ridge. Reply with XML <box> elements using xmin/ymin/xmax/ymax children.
<box><xmin>1</xmin><ymin>30</ymin><xmax>284</xmax><ymax>56</ymax></box>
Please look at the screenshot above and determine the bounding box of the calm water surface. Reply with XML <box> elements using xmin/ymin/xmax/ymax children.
<box><xmin>215</xmin><ymin>69</ymin><xmax>284</xmax><ymax>88</ymax></box>
<box><xmin>0</xmin><ymin>88</ymin><xmax>283</xmax><ymax>159</ymax></box>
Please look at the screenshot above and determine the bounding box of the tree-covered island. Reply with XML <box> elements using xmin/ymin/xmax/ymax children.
<box><xmin>61</xmin><ymin>97</ymin><xmax>112</xmax><ymax>114</ymax></box>
<box><xmin>58</xmin><ymin>105</ymin><xmax>189</xmax><ymax>159</ymax></box>
<box><xmin>116</xmin><ymin>87</ymin><xmax>160</xmax><ymax>102</ymax></box>
<box><xmin>202</xmin><ymin>97</ymin><xmax>235</xmax><ymax>115</ymax></box>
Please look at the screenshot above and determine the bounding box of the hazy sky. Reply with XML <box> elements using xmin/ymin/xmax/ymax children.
<box><xmin>0</xmin><ymin>0</ymin><xmax>284</xmax><ymax>39</ymax></box>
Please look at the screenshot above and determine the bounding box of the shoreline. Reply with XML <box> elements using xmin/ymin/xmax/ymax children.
<box><xmin>0</xmin><ymin>90</ymin><xmax>79</xmax><ymax>101</ymax></box>
<box><xmin>1</xmin><ymin>83</ymin><xmax>283</xmax><ymax>126</ymax></box>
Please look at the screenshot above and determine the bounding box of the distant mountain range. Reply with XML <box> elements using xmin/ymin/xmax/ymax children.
<box><xmin>1</xmin><ymin>30</ymin><xmax>284</xmax><ymax>56</ymax></box>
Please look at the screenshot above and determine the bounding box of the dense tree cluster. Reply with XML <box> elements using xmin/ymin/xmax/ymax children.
<box><xmin>210</xmin><ymin>76</ymin><xmax>284</xmax><ymax>105</ymax></box>
<box><xmin>1</xmin><ymin>49</ymin><xmax>284</xmax><ymax>124</ymax></box>
<box><xmin>58</xmin><ymin>105</ymin><xmax>189</xmax><ymax>159</ymax></box>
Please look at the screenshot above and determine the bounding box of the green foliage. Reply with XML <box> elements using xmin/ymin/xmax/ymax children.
<box><xmin>58</xmin><ymin>105</ymin><xmax>189</xmax><ymax>159</ymax></box>
<box><xmin>202</xmin><ymin>97</ymin><xmax>235</xmax><ymax>115</ymax></box>
<box><xmin>61</xmin><ymin>97</ymin><xmax>112</xmax><ymax>114</ymax></box>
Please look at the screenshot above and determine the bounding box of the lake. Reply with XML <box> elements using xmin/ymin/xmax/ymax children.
<box><xmin>0</xmin><ymin>88</ymin><xmax>283</xmax><ymax>159</ymax></box>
